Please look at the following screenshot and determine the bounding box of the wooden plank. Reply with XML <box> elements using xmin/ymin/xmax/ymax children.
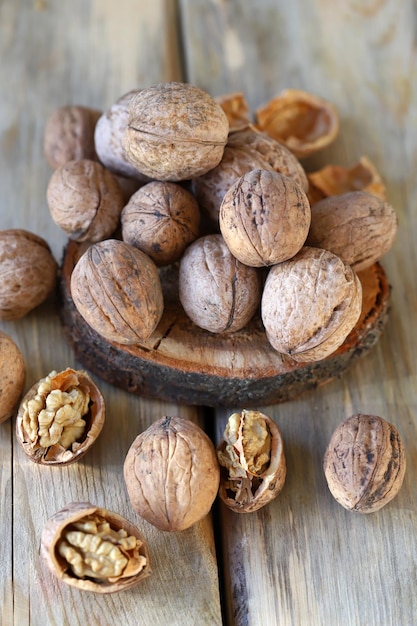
<box><xmin>0</xmin><ymin>2</ymin><xmax>222</xmax><ymax>625</ymax></box>
<box><xmin>180</xmin><ymin>1</ymin><xmax>417</xmax><ymax>624</ymax></box>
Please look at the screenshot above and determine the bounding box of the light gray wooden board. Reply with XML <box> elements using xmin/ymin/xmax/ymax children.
<box><xmin>0</xmin><ymin>2</ymin><xmax>222</xmax><ymax>625</ymax></box>
<box><xmin>180</xmin><ymin>1</ymin><xmax>417</xmax><ymax>624</ymax></box>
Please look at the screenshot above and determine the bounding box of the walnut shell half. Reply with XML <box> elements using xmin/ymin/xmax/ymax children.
<box><xmin>16</xmin><ymin>368</ymin><xmax>105</xmax><ymax>465</ymax></box>
<box><xmin>40</xmin><ymin>502</ymin><xmax>151</xmax><ymax>593</ymax></box>
<box><xmin>255</xmin><ymin>88</ymin><xmax>339</xmax><ymax>159</ymax></box>
<box><xmin>323</xmin><ymin>414</ymin><xmax>406</xmax><ymax>513</ymax></box>
<box><xmin>124</xmin><ymin>416</ymin><xmax>220</xmax><ymax>532</ymax></box>
<box><xmin>217</xmin><ymin>409</ymin><xmax>286</xmax><ymax>513</ymax></box>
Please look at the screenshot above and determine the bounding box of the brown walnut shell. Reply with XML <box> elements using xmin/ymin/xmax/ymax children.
<box><xmin>306</xmin><ymin>190</ymin><xmax>398</xmax><ymax>272</ymax></box>
<box><xmin>70</xmin><ymin>239</ymin><xmax>164</xmax><ymax>344</ymax></box>
<box><xmin>323</xmin><ymin>414</ymin><xmax>406</xmax><ymax>513</ymax></box>
<box><xmin>0</xmin><ymin>331</ymin><xmax>26</xmax><ymax>424</ymax></box>
<box><xmin>217</xmin><ymin>409</ymin><xmax>286</xmax><ymax>513</ymax></box>
<box><xmin>215</xmin><ymin>92</ymin><xmax>251</xmax><ymax>130</ymax></box>
<box><xmin>219</xmin><ymin>169</ymin><xmax>311</xmax><ymax>267</ymax></box>
<box><xmin>255</xmin><ymin>88</ymin><xmax>339</xmax><ymax>159</ymax></box>
<box><xmin>307</xmin><ymin>156</ymin><xmax>387</xmax><ymax>204</ymax></box>
<box><xmin>16</xmin><ymin>368</ymin><xmax>105</xmax><ymax>465</ymax></box>
<box><xmin>123</xmin><ymin>416</ymin><xmax>220</xmax><ymax>532</ymax></box>
<box><xmin>43</xmin><ymin>105</ymin><xmax>101</xmax><ymax>170</ymax></box>
<box><xmin>94</xmin><ymin>90</ymin><xmax>151</xmax><ymax>183</ymax></box>
<box><xmin>178</xmin><ymin>234</ymin><xmax>262</xmax><ymax>333</ymax></box>
<box><xmin>261</xmin><ymin>246</ymin><xmax>362</xmax><ymax>363</ymax></box>
<box><xmin>0</xmin><ymin>229</ymin><xmax>57</xmax><ymax>321</ymax></box>
<box><xmin>121</xmin><ymin>181</ymin><xmax>200</xmax><ymax>266</ymax></box>
<box><xmin>47</xmin><ymin>159</ymin><xmax>125</xmax><ymax>243</ymax></box>
<box><xmin>123</xmin><ymin>81</ymin><xmax>229</xmax><ymax>181</ymax></box>
<box><xmin>40</xmin><ymin>501</ymin><xmax>151</xmax><ymax>593</ymax></box>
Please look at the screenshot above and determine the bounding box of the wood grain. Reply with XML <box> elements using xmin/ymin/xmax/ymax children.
<box><xmin>181</xmin><ymin>0</ymin><xmax>417</xmax><ymax>625</ymax></box>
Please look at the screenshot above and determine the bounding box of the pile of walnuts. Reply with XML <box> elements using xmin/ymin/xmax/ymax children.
<box><xmin>40</xmin><ymin>81</ymin><xmax>398</xmax><ymax>364</ymax></box>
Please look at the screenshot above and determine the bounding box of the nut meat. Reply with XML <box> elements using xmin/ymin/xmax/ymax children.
<box><xmin>323</xmin><ymin>414</ymin><xmax>406</xmax><ymax>513</ymax></box>
<box><xmin>217</xmin><ymin>409</ymin><xmax>286</xmax><ymax>513</ymax></box>
<box><xmin>40</xmin><ymin>502</ymin><xmax>151</xmax><ymax>593</ymax></box>
<box><xmin>123</xmin><ymin>416</ymin><xmax>220</xmax><ymax>532</ymax></box>
<box><xmin>16</xmin><ymin>368</ymin><xmax>105</xmax><ymax>465</ymax></box>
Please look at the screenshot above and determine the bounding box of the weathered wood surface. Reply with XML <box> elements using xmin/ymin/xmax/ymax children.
<box><xmin>1</xmin><ymin>1</ymin><xmax>417</xmax><ymax>626</ymax></box>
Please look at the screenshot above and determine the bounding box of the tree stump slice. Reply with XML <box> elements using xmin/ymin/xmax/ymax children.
<box><xmin>59</xmin><ymin>240</ymin><xmax>391</xmax><ymax>407</ymax></box>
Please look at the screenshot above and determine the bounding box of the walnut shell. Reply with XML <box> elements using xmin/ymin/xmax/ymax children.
<box><xmin>121</xmin><ymin>181</ymin><xmax>200</xmax><ymax>266</ymax></box>
<box><xmin>0</xmin><ymin>229</ymin><xmax>57</xmax><ymax>320</ymax></box>
<box><xmin>227</xmin><ymin>125</ymin><xmax>309</xmax><ymax>193</ymax></box>
<box><xmin>215</xmin><ymin>92</ymin><xmax>251</xmax><ymax>130</ymax></box>
<box><xmin>192</xmin><ymin>143</ymin><xmax>274</xmax><ymax>225</ymax></box>
<box><xmin>123</xmin><ymin>416</ymin><xmax>220</xmax><ymax>532</ymax></box>
<box><xmin>16</xmin><ymin>368</ymin><xmax>105</xmax><ymax>465</ymax></box>
<box><xmin>40</xmin><ymin>501</ymin><xmax>151</xmax><ymax>593</ymax></box>
<box><xmin>306</xmin><ymin>190</ymin><xmax>398</xmax><ymax>272</ymax></box>
<box><xmin>70</xmin><ymin>239</ymin><xmax>164</xmax><ymax>344</ymax></box>
<box><xmin>123</xmin><ymin>82</ymin><xmax>229</xmax><ymax>181</ymax></box>
<box><xmin>217</xmin><ymin>409</ymin><xmax>286</xmax><ymax>513</ymax></box>
<box><xmin>261</xmin><ymin>246</ymin><xmax>362</xmax><ymax>363</ymax></box>
<box><xmin>307</xmin><ymin>156</ymin><xmax>387</xmax><ymax>204</ymax></box>
<box><xmin>47</xmin><ymin>159</ymin><xmax>125</xmax><ymax>243</ymax></box>
<box><xmin>178</xmin><ymin>234</ymin><xmax>262</xmax><ymax>333</ymax></box>
<box><xmin>323</xmin><ymin>414</ymin><xmax>406</xmax><ymax>513</ymax></box>
<box><xmin>43</xmin><ymin>105</ymin><xmax>102</xmax><ymax>170</ymax></box>
<box><xmin>255</xmin><ymin>88</ymin><xmax>339</xmax><ymax>159</ymax></box>
<box><xmin>220</xmin><ymin>169</ymin><xmax>311</xmax><ymax>267</ymax></box>
<box><xmin>0</xmin><ymin>331</ymin><xmax>26</xmax><ymax>423</ymax></box>
<box><xmin>94</xmin><ymin>90</ymin><xmax>151</xmax><ymax>183</ymax></box>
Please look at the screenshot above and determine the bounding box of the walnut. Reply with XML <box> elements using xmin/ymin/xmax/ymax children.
<box><xmin>43</xmin><ymin>105</ymin><xmax>102</xmax><ymax>170</ymax></box>
<box><xmin>227</xmin><ymin>125</ymin><xmax>309</xmax><ymax>193</ymax></box>
<box><xmin>123</xmin><ymin>416</ymin><xmax>220</xmax><ymax>532</ymax></box>
<box><xmin>0</xmin><ymin>229</ymin><xmax>57</xmax><ymax>320</ymax></box>
<box><xmin>122</xmin><ymin>81</ymin><xmax>229</xmax><ymax>181</ymax></box>
<box><xmin>217</xmin><ymin>409</ymin><xmax>286</xmax><ymax>513</ymax></box>
<box><xmin>255</xmin><ymin>88</ymin><xmax>339</xmax><ymax>159</ymax></box>
<box><xmin>306</xmin><ymin>190</ymin><xmax>398</xmax><ymax>272</ymax></box>
<box><xmin>323</xmin><ymin>414</ymin><xmax>406</xmax><ymax>513</ymax></box>
<box><xmin>16</xmin><ymin>368</ymin><xmax>105</xmax><ymax>465</ymax></box>
<box><xmin>40</xmin><ymin>502</ymin><xmax>151</xmax><ymax>593</ymax></box>
<box><xmin>70</xmin><ymin>239</ymin><xmax>164</xmax><ymax>344</ymax></box>
<box><xmin>46</xmin><ymin>159</ymin><xmax>125</xmax><ymax>243</ymax></box>
<box><xmin>192</xmin><ymin>143</ymin><xmax>274</xmax><ymax>226</ymax></box>
<box><xmin>215</xmin><ymin>92</ymin><xmax>251</xmax><ymax>130</ymax></box>
<box><xmin>121</xmin><ymin>181</ymin><xmax>200</xmax><ymax>266</ymax></box>
<box><xmin>219</xmin><ymin>169</ymin><xmax>311</xmax><ymax>267</ymax></box>
<box><xmin>261</xmin><ymin>246</ymin><xmax>362</xmax><ymax>363</ymax></box>
<box><xmin>178</xmin><ymin>234</ymin><xmax>262</xmax><ymax>333</ymax></box>
<box><xmin>94</xmin><ymin>90</ymin><xmax>151</xmax><ymax>183</ymax></box>
<box><xmin>307</xmin><ymin>156</ymin><xmax>387</xmax><ymax>204</ymax></box>
<box><xmin>0</xmin><ymin>331</ymin><xmax>26</xmax><ymax>423</ymax></box>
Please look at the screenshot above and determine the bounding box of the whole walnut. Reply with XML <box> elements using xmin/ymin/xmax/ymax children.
<box><xmin>0</xmin><ymin>229</ymin><xmax>57</xmax><ymax>320</ymax></box>
<box><xmin>192</xmin><ymin>143</ymin><xmax>274</xmax><ymax>225</ymax></box>
<box><xmin>121</xmin><ymin>181</ymin><xmax>200</xmax><ymax>266</ymax></box>
<box><xmin>123</xmin><ymin>82</ymin><xmax>229</xmax><ymax>181</ymax></box>
<box><xmin>179</xmin><ymin>234</ymin><xmax>262</xmax><ymax>333</ymax></box>
<box><xmin>94</xmin><ymin>90</ymin><xmax>151</xmax><ymax>183</ymax></box>
<box><xmin>123</xmin><ymin>416</ymin><xmax>220</xmax><ymax>532</ymax></box>
<box><xmin>306</xmin><ymin>190</ymin><xmax>398</xmax><ymax>271</ymax></box>
<box><xmin>47</xmin><ymin>159</ymin><xmax>125</xmax><ymax>243</ymax></box>
<box><xmin>323</xmin><ymin>414</ymin><xmax>406</xmax><ymax>513</ymax></box>
<box><xmin>43</xmin><ymin>105</ymin><xmax>102</xmax><ymax>170</ymax></box>
<box><xmin>0</xmin><ymin>331</ymin><xmax>26</xmax><ymax>423</ymax></box>
<box><xmin>261</xmin><ymin>246</ymin><xmax>362</xmax><ymax>362</ymax></box>
<box><xmin>220</xmin><ymin>169</ymin><xmax>311</xmax><ymax>267</ymax></box>
<box><xmin>70</xmin><ymin>239</ymin><xmax>164</xmax><ymax>344</ymax></box>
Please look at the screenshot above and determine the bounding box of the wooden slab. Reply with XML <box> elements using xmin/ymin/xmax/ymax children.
<box><xmin>59</xmin><ymin>241</ymin><xmax>391</xmax><ymax>407</ymax></box>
